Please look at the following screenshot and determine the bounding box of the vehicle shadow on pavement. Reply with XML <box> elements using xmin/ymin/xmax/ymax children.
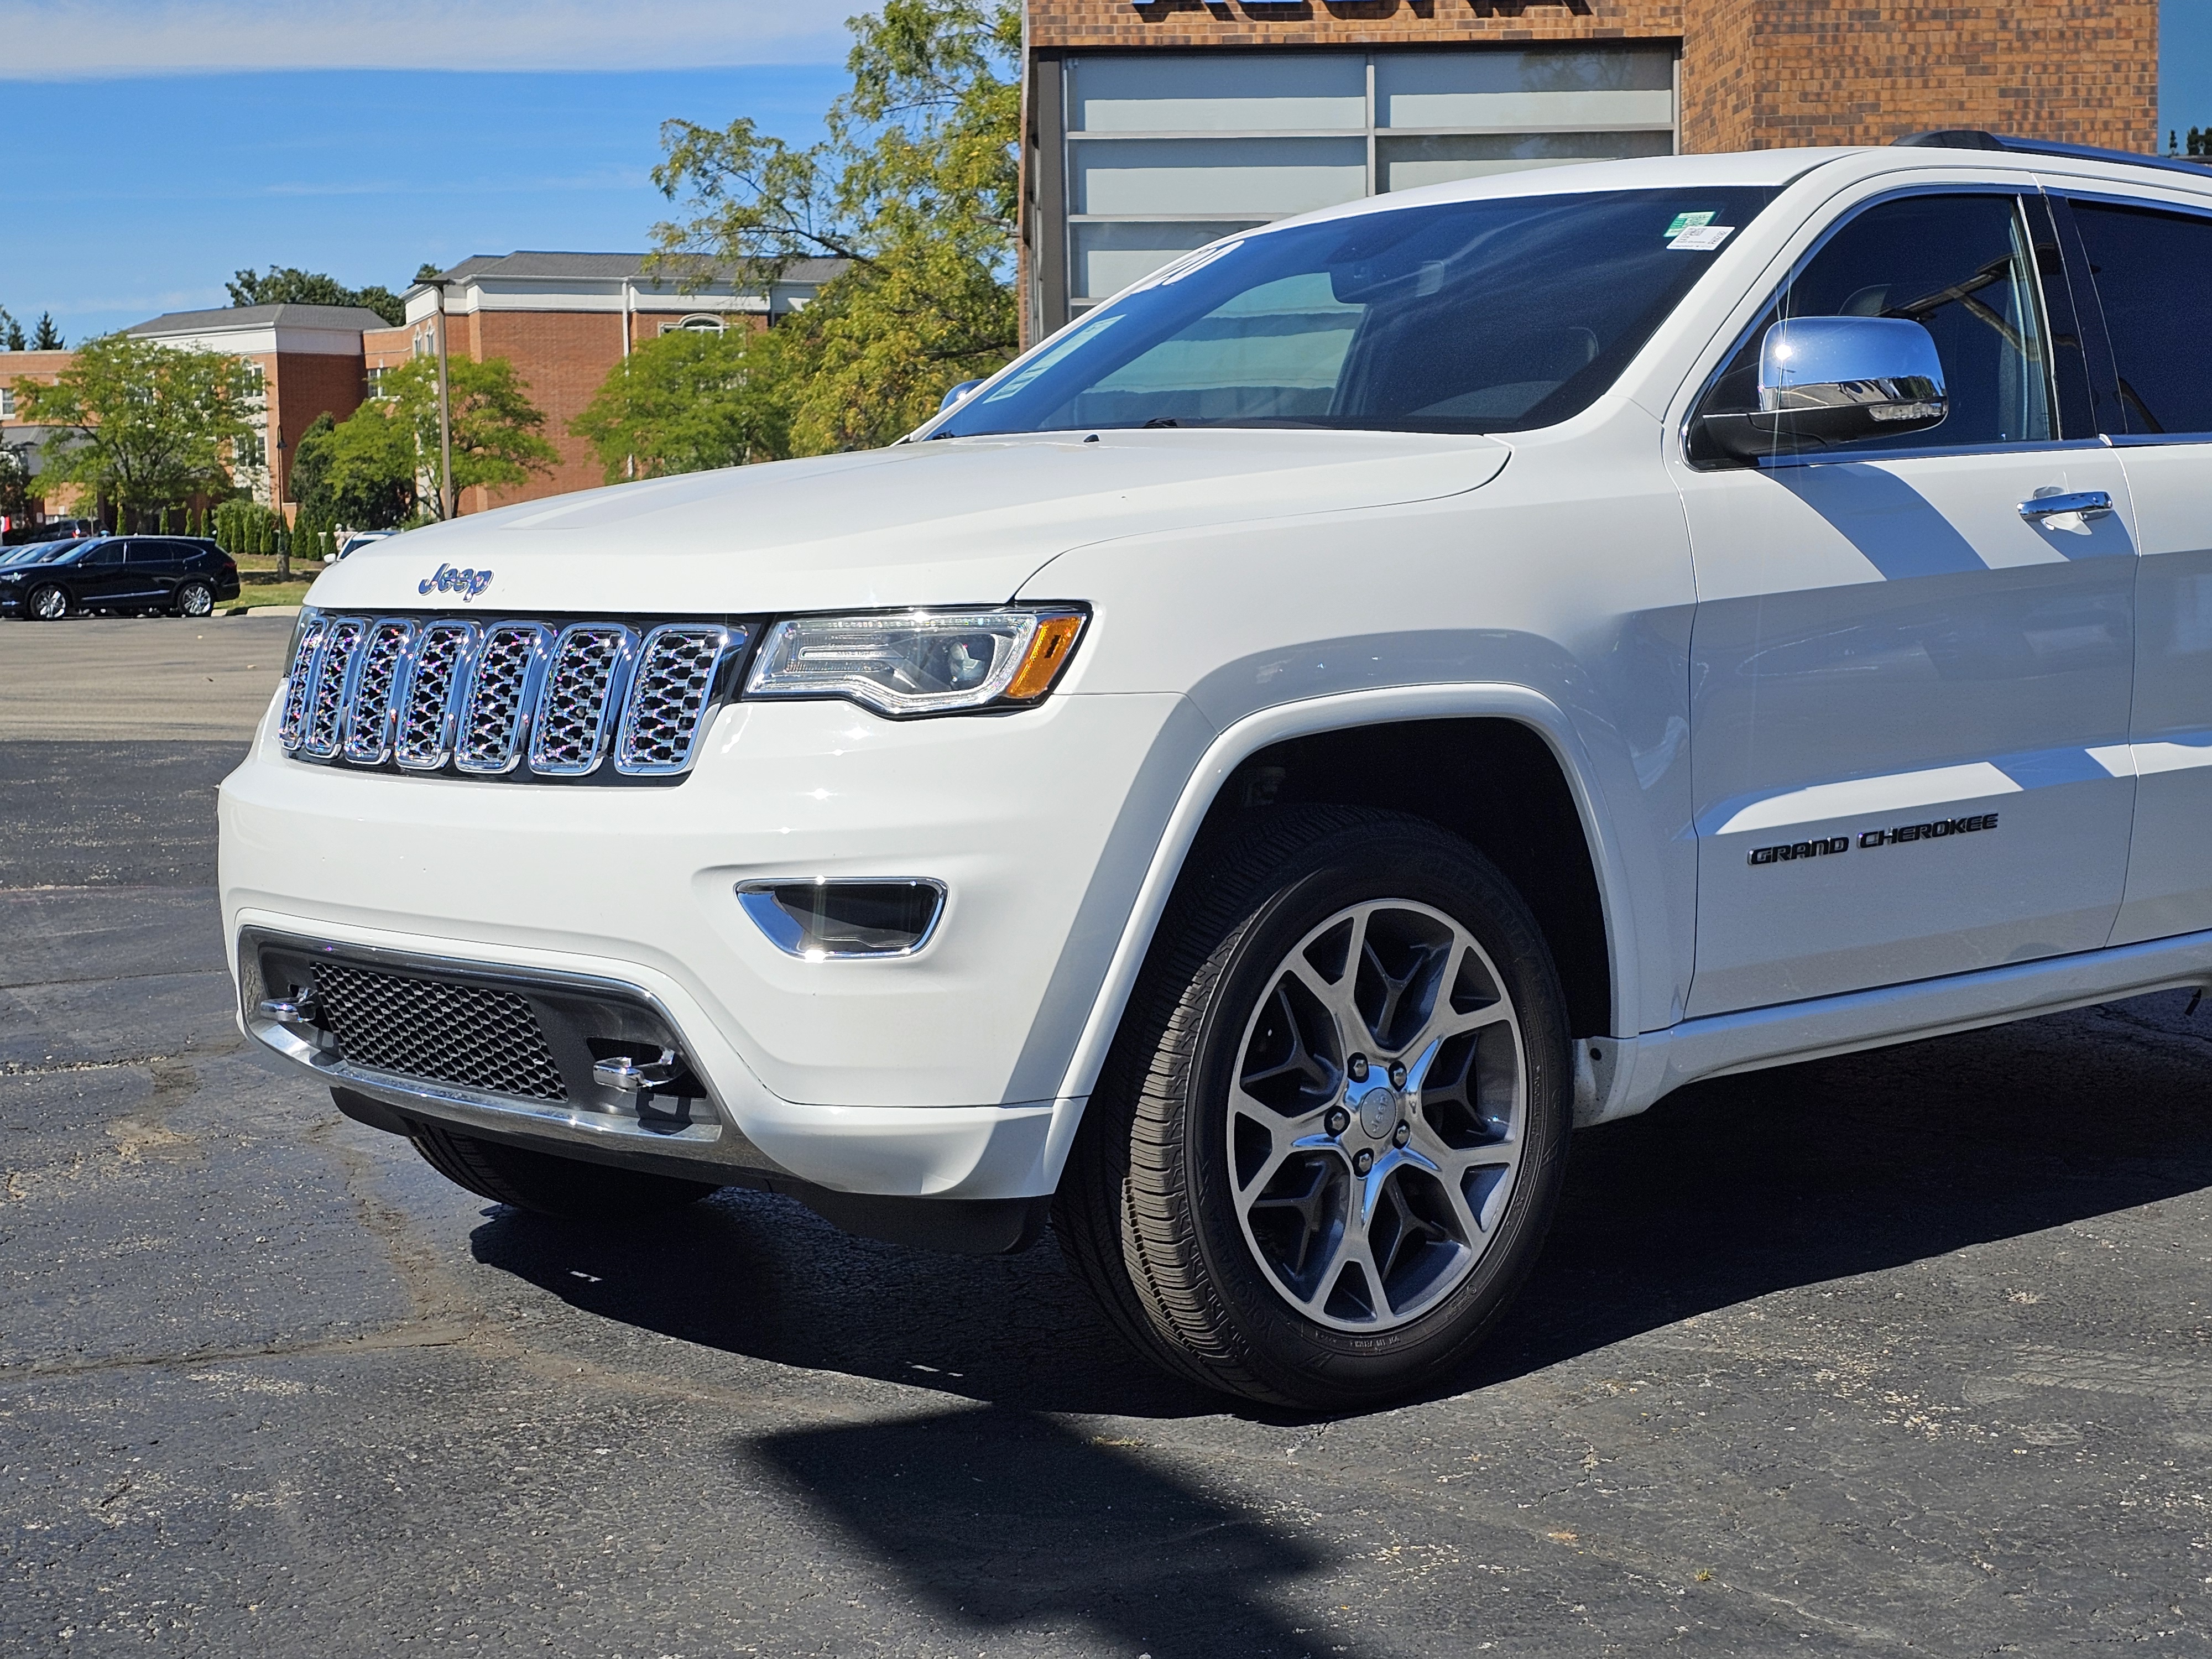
<box><xmin>472</xmin><ymin>991</ymin><xmax>2212</xmax><ymax>1415</ymax></box>
<box><xmin>468</xmin><ymin>1192</ymin><xmax>1228</xmax><ymax>1418</ymax></box>
<box><xmin>744</xmin><ymin>1405</ymin><xmax>1340</xmax><ymax>1658</ymax></box>
<box><xmin>1459</xmin><ymin>990</ymin><xmax>2212</xmax><ymax>1392</ymax></box>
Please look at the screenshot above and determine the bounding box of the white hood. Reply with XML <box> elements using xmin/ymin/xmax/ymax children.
<box><xmin>304</xmin><ymin>428</ymin><xmax>1511</xmax><ymax>615</ymax></box>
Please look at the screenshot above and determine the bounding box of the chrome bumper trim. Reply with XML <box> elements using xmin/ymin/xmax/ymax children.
<box><xmin>237</xmin><ymin>927</ymin><xmax>791</xmax><ymax>1180</ymax></box>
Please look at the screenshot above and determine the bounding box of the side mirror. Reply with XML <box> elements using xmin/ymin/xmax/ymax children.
<box><xmin>938</xmin><ymin>378</ymin><xmax>984</xmax><ymax>413</ymax></box>
<box><xmin>1702</xmin><ymin>316</ymin><xmax>1947</xmax><ymax>460</ymax></box>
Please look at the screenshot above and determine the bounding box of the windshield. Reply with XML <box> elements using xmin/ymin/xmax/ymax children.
<box><xmin>4</xmin><ymin>540</ymin><xmax>87</xmax><ymax>566</ymax></box>
<box><xmin>938</xmin><ymin>187</ymin><xmax>1776</xmax><ymax>439</ymax></box>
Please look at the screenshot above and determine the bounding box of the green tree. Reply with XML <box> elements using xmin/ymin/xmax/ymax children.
<box><xmin>649</xmin><ymin>0</ymin><xmax>1019</xmax><ymax>454</ymax></box>
<box><xmin>414</xmin><ymin>263</ymin><xmax>444</xmax><ymax>285</ymax></box>
<box><xmin>16</xmin><ymin>332</ymin><xmax>254</xmax><ymax>526</ymax></box>
<box><xmin>0</xmin><ymin>306</ymin><xmax>21</xmax><ymax>352</ymax></box>
<box><xmin>0</xmin><ymin>444</ymin><xmax>35</xmax><ymax>526</ymax></box>
<box><xmin>30</xmin><ymin>314</ymin><xmax>62</xmax><ymax>350</ymax></box>
<box><xmin>227</xmin><ymin>265</ymin><xmax>407</xmax><ymax>328</ymax></box>
<box><xmin>296</xmin><ymin>405</ymin><xmax>416</xmax><ymax>528</ymax></box>
<box><xmin>316</xmin><ymin>353</ymin><xmax>556</xmax><ymax>521</ymax></box>
<box><xmin>569</xmin><ymin>325</ymin><xmax>790</xmax><ymax>483</ymax></box>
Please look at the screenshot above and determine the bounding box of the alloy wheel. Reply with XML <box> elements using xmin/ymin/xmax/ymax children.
<box><xmin>29</xmin><ymin>586</ymin><xmax>66</xmax><ymax>620</ymax></box>
<box><xmin>1227</xmin><ymin>898</ymin><xmax>1525</xmax><ymax>1332</ymax></box>
<box><xmin>178</xmin><ymin>583</ymin><xmax>214</xmax><ymax>617</ymax></box>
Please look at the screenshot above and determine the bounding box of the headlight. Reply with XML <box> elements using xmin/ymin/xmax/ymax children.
<box><xmin>743</xmin><ymin>607</ymin><xmax>1086</xmax><ymax>717</ymax></box>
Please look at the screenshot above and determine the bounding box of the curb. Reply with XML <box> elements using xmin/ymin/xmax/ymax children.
<box><xmin>221</xmin><ymin>604</ymin><xmax>302</xmax><ymax>618</ymax></box>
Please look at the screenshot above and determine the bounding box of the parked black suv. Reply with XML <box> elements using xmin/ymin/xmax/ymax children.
<box><xmin>0</xmin><ymin>536</ymin><xmax>241</xmax><ymax>619</ymax></box>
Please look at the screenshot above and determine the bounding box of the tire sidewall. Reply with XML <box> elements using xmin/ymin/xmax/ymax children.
<box><xmin>1181</xmin><ymin>825</ymin><xmax>1571</xmax><ymax>1392</ymax></box>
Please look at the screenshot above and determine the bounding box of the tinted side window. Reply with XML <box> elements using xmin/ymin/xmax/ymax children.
<box><xmin>2069</xmin><ymin>199</ymin><xmax>2212</xmax><ymax>435</ymax></box>
<box><xmin>1695</xmin><ymin>193</ymin><xmax>2057</xmax><ymax>458</ymax></box>
<box><xmin>126</xmin><ymin>540</ymin><xmax>179</xmax><ymax>567</ymax></box>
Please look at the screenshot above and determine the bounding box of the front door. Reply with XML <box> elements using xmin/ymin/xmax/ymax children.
<box><xmin>1673</xmin><ymin>187</ymin><xmax>2138</xmax><ymax>1017</ymax></box>
<box><xmin>2059</xmin><ymin>191</ymin><xmax>2212</xmax><ymax>946</ymax></box>
<box><xmin>73</xmin><ymin>541</ymin><xmax>134</xmax><ymax>608</ymax></box>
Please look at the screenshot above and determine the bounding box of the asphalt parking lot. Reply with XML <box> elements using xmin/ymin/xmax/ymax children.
<box><xmin>3</xmin><ymin>617</ymin><xmax>2208</xmax><ymax>1656</ymax></box>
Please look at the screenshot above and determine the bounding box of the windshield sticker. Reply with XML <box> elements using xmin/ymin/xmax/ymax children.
<box><xmin>1664</xmin><ymin>211</ymin><xmax>1717</xmax><ymax>239</ymax></box>
<box><xmin>1668</xmin><ymin>224</ymin><xmax>1736</xmax><ymax>252</ymax></box>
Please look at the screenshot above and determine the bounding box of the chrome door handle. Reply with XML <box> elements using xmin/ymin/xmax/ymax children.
<box><xmin>2018</xmin><ymin>489</ymin><xmax>2113</xmax><ymax>521</ymax></box>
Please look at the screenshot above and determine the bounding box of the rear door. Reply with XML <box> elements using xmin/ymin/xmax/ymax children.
<box><xmin>124</xmin><ymin>538</ymin><xmax>184</xmax><ymax>607</ymax></box>
<box><xmin>1671</xmin><ymin>185</ymin><xmax>2138</xmax><ymax>1016</ymax></box>
<box><xmin>2057</xmin><ymin>189</ymin><xmax>2212</xmax><ymax>944</ymax></box>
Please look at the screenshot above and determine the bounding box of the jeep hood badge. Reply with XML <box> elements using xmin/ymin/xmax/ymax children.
<box><xmin>420</xmin><ymin>562</ymin><xmax>493</xmax><ymax>600</ymax></box>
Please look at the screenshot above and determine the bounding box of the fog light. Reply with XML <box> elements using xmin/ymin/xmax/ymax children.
<box><xmin>737</xmin><ymin>879</ymin><xmax>946</xmax><ymax>959</ymax></box>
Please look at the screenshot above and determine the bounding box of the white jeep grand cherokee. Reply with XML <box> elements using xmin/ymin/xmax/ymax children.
<box><xmin>223</xmin><ymin>133</ymin><xmax>2212</xmax><ymax>1407</ymax></box>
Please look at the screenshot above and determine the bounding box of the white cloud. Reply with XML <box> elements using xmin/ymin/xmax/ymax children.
<box><xmin>0</xmin><ymin>0</ymin><xmax>857</xmax><ymax>77</ymax></box>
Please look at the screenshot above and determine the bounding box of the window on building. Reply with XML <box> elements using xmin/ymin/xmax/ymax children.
<box><xmin>662</xmin><ymin>314</ymin><xmax>727</xmax><ymax>334</ymax></box>
<box><xmin>366</xmin><ymin>366</ymin><xmax>389</xmax><ymax>399</ymax></box>
<box><xmin>1044</xmin><ymin>47</ymin><xmax>1677</xmax><ymax>322</ymax></box>
<box><xmin>0</xmin><ymin>387</ymin><xmax>12</xmax><ymax>419</ymax></box>
<box><xmin>238</xmin><ymin>431</ymin><xmax>266</xmax><ymax>469</ymax></box>
<box><xmin>2068</xmin><ymin>199</ymin><xmax>2212</xmax><ymax>435</ymax></box>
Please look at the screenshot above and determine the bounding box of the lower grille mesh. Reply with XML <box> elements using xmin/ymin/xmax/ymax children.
<box><xmin>313</xmin><ymin>964</ymin><xmax>568</xmax><ymax>1102</ymax></box>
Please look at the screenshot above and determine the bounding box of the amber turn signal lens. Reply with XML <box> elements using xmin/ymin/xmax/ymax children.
<box><xmin>1003</xmin><ymin>612</ymin><xmax>1086</xmax><ymax>702</ymax></box>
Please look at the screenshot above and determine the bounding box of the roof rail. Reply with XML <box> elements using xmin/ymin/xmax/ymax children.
<box><xmin>1893</xmin><ymin>129</ymin><xmax>2212</xmax><ymax>179</ymax></box>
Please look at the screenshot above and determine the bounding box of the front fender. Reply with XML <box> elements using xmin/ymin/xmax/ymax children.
<box><xmin>1026</xmin><ymin>682</ymin><xmax>1652</xmax><ymax>1192</ymax></box>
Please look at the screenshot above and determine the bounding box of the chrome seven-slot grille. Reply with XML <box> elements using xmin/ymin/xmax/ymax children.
<box><xmin>279</xmin><ymin>611</ymin><xmax>749</xmax><ymax>782</ymax></box>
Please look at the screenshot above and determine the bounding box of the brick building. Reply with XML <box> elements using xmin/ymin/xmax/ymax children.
<box><xmin>369</xmin><ymin>252</ymin><xmax>844</xmax><ymax>514</ymax></box>
<box><xmin>1020</xmin><ymin>0</ymin><xmax>2160</xmax><ymax>341</ymax></box>
<box><xmin>1</xmin><ymin>256</ymin><xmax>839</xmax><ymax>526</ymax></box>
<box><xmin>128</xmin><ymin>303</ymin><xmax>389</xmax><ymax>508</ymax></box>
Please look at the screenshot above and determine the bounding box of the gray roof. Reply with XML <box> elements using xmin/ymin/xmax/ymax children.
<box><xmin>128</xmin><ymin>303</ymin><xmax>393</xmax><ymax>335</ymax></box>
<box><xmin>421</xmin><ymin>251</ymin><xmax>847</xmax><ymax>289</ymax></box>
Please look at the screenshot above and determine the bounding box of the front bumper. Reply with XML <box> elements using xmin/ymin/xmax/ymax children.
<box><xmin>221</xmin><ymin>686</ymin><xmax>1197</xmax><ymax>1199</ymax></box>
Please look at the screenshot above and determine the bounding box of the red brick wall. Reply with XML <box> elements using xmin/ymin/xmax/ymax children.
<box><xmin>1683</xmin><ymin>1</ymin><xmax>2158</xmax><ymax>154</ymax></box>
<box><xmin>269</xmin><ymin>351</ymin><xmax>365</xmax><ymax>507</ymax></box>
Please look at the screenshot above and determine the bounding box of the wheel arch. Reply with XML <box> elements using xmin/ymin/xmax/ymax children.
<box><xmin>1042</xmin><ymin>685</ymin><xmax>1640</xmax><ymax>1186</ymax></box>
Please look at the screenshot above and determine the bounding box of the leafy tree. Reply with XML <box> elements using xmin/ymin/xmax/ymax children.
<box><xmin>649</xmin><ymin>0</ymin><xmax>1019</xmax><ymax>453</ymax></box>
<box><xmin>315</xmin><ymin>353</ymin><xmax>555</xmax><ymax>521</ymax></box>
<box><xmin>414</xmin><ymin>263</ymin><xmax>444</xmax><ymax>285</ymax></box>
<box><xmin>0</xmin><ymin>444</ymin><xmax>35</xmax><ymax>524</ymax></box>
<box><xmin>30</xmin><ymin>314</ymin><xmax>62</xmax><ymax>350</ymax></box>
<box><xmin>295</xmin><ymin>406</ymin><xmax>414</xmax><ymax>528</ymax></box>
<box><xmin>570</xmin><ymin>325</ymin><xmax>790</xmax><ymax>483</ymax></box>
<box><xmin>15</xmin><ymin>332</ymin><xmax>254</xmax><ymax>525</ymax></box>
<box><xmin>227</xmin><ymin>265</ymin><xmax>406</xmax><ymax>327</ymax></box>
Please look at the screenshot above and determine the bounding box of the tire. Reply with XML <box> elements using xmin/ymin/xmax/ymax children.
<box><xmin>1055</xmin><ymin>805</ymin><xmax>1571</xmax><ymax>1410</ymax></box>
<box><xmin>403</xmin><ymin>1117</ymin><xmax>721</xmax><ymax>1223</ymax></box>
<box><xmin>27</xmin><ymin>585</ymin><xmax>66</xmax><ymax>621</ymax></box>
<box><xmin>175</xmin><ymin>581</ymin><xmax>215</xmax><ymax>617</ymax></box>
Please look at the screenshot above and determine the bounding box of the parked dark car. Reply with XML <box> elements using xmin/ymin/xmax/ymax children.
<box><xmin>1</xmin><ymin>518</ymin><xmax>97</xmax><ymax>546</ymax></box>
<box><xmin>0</xmin><ymin>536</ymin><xmax>241</xmax><ymax>619</ymax></box>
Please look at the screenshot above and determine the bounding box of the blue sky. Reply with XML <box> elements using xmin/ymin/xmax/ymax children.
<box><xmin>3</xmin><ymin>0</ymin><xmax>2209</xmax><ymax>343</ymax></box>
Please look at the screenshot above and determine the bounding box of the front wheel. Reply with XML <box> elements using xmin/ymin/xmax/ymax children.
<box><xmin>28</xmin><ymin>585</ymin><xmax>66</xmax><ymax>621</ymax></box>
<box><xmin>174</xmin><ymin>581</ymin><xmax>215</xmax><ymax>617</ymax></box>
<box><xmin>1055</xmin><ymin>806</ymin><xmax>1571</xmax><ymax>1409</ymax></box>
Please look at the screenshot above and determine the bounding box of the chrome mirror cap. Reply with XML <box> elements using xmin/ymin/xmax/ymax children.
<box><xmin>1704</xmin><ymin>316</ymin><xmax>1949</xmax><ymax>460</ymax></box>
